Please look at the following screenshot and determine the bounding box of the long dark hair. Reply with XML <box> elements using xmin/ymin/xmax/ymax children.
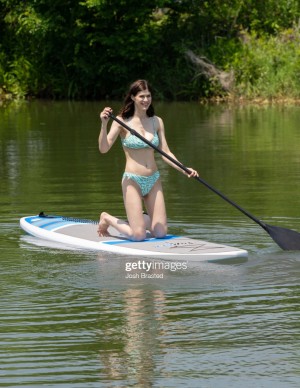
<box><xmin>120</xmin><ymin>79</ymin><xmax>155</xmax><ymax>119</ymax></box>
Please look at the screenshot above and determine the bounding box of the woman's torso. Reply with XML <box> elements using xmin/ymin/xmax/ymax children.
<box><xmin>120</xmin><ymin>116</ymin><xmax>160</xmax><ymax>176</ymax></box>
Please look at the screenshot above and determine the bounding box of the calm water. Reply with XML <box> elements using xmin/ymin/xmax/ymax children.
<box><xmin>0</xmin><ymin>100</ymin><xmax>299</xmax><ymax>387</ymax></box>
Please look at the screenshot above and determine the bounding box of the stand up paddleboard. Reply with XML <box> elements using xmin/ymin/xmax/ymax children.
<box><xmin>20</xmin><ymin>213</ymin><xmax>248</xmax><ymax>261</ymax></box>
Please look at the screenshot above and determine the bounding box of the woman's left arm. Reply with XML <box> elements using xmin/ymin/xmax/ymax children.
<box><xmin>156</xmin><ymin>116</ymin><xmax>199</xmax><ymax>178</ymax></box>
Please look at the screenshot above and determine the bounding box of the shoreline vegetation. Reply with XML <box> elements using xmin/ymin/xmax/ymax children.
<box><xmin>1</xmin><ymin>1</ymin><xmax>300</xmax><ymax>104</ymax></box>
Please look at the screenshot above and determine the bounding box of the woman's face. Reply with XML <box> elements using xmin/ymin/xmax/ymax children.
<box><xmin>132</xmin><ymin>88</ymin><xmax>152</xmax><ymax>111</ymax></box>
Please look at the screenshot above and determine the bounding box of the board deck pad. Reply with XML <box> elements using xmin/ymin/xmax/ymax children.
<box><xmin>20</xmin><ymin>215</ymin><xmax>248</xmax><ymax>261</ymax></box>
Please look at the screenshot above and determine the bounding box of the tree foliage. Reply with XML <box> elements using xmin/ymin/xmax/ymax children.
<box><xmin>1</xmin><ymin>0</ymin><xmax>300</xmax><ymax>100</ymax></box>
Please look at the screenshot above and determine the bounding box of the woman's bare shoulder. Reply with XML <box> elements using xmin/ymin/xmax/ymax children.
<box><xmin>153</xmin><ymin>115</ymin><xmax>164</xmax><ymax>131</ymax></box>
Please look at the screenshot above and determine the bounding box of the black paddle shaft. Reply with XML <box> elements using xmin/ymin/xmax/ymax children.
<box><xmin>108</xmin><ymin>112</ymin><xmax>300</xmax><ymax>250</ymax></box>
<box><xmin>109</xmin><ymin>113</ymin><xmax>262</xmax><ymax>225</ymax></box>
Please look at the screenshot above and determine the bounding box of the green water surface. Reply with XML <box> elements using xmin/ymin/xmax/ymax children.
<box><xmin>0</xmin><ymin>101</ymin><xmax>299</xmax><ymax>387</ymax></box>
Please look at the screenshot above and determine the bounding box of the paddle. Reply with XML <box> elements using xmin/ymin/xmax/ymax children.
<box><xmin>109</xmin><ymin>112</ymin><xmax>300</xmax><ymax>250</ymax></box>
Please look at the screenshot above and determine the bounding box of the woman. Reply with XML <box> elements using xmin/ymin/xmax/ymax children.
<box><xmin>98</xmin><ymin>79</ymin><xmax>198</xmax><ymax>241</ymax></box>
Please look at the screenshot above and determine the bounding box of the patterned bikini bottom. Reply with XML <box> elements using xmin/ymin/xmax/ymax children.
<box><xmin>122</xmin><ymin>171</ymin><xmax>160</xmax><ymax>197</ymax></box>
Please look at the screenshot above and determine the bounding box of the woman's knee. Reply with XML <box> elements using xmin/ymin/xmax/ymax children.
<box><xmin>152</xmin><ymin>223</ymin><xmax>168</xmax><ymax>238</ymax></box>
<box><xmin>131</xmin><ymin>227</ymin><xmax>147</xmax><ymax>242</ymax></box>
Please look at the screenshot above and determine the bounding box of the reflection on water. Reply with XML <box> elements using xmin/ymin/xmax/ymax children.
<box><xmin>1</xmin><ymin>244</ymin><xmax>299</xmax><ymax>387</ymax></box>
<box><xmin>1</xmin><ymin>101</ymin><xmax>300</xmax><ymax>386</ymax></box>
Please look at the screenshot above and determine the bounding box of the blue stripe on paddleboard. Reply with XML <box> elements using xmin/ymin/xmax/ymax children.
<box><xmin>25</xmin><ymin>216</ymin><xmax>45</xmax><ymax>224</ymax></box>
<box><xmin>25</xmin><ymin>216</ymin><xmax>62</xmax><ymax>224</ymax></box>
<box><xmin>25</xmin><ymin>216</ymin><xmax>80</xmax><ymax>231</ymax></box>
<box><xmin>26</xmin><ymin>217</ymin><xmax>62</xmax><ymax>227</ymax></box>
<box><xmin>103</xmin><ymin>235</ymin><xmax>179</xmax><ymax>245</ymax></box>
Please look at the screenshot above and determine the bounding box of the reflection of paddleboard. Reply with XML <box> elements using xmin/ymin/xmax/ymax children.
<box><xmin>20</xmin><ymin>214</ymin><xmax>248</xmax><ymax>261</ymax></box>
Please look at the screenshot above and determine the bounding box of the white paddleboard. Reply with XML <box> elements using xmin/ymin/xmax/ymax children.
<box><xmin>20</xmin><ymin>214</ymin><xmax>248</xmax><ymax>261</ymax></box>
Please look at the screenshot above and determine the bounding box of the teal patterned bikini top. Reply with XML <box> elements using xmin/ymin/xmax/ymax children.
<box><xmin>121</xmin><ymin>117</ymin><xmax>159</xmax><ymax>149</ymax></box>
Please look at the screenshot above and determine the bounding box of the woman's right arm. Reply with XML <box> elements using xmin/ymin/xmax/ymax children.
<box><xmin>98</xmin><ymin>107</ymin><xmax>121</xmax><ymax>153</ymax></box>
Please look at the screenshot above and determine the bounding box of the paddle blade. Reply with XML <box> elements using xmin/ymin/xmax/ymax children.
<box><xmin>265</xmin><ymin>224</ymin><xmax>300</xmax><ymax>250</ymax></box>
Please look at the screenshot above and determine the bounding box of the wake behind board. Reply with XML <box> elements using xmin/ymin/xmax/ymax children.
<box><xmin>20</xmin><ymin>214</ymin><xmax>248</xmax><ymax>261</ymax></box>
